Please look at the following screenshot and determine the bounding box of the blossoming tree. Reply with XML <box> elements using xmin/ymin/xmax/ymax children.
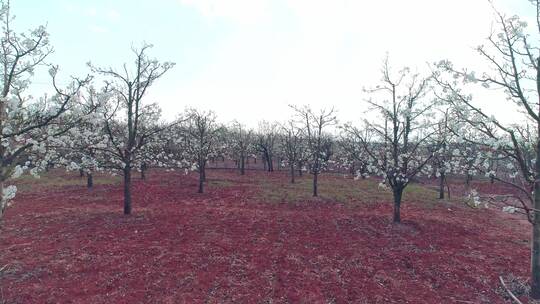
<box><xmin>0</xmin><ymin>1</ymin><xmax>90</xmax><ymax>220</ymax></box>
<box><xmin>344</xmin><ymin>57</ymin><xmax>437</xmax><ymax>222</ymax></box>
<box><xmin>433</xmin><ymin>0</ymin><xmax>540</xmax><ymax>297</ymax></box>
<box><xmin>89</xmin><ymin>44</ymin><xmax>174</xmax><ymax>215</ymax></box>
<box><xmin>291</xmin><ymin>105</ymin><xmax>337</xmax><ymax>197</ymax></box>
<box><xmin>181</xmin><ymin>108</ymin><xmax>222</xmax><ymax>193</ymax></box>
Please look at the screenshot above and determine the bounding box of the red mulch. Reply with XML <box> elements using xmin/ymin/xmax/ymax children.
<box><xmin>0</xmin><ymin>170</ymin><xmax>531</xmax><ymax>303</ymax></box>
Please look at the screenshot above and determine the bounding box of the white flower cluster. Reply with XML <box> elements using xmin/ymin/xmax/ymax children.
<box><xmin>502</xmin><ymin>206</ymin><xmax>517</xmax><ymax>214</ymax></box>
<box><xmin>465</xmin><ymin>189</ymin><xmax>484</xmax><ymax>208</ymax></box>
<box><xmin>377</xmin><ymin>181</ymin><xmax>389</xmax><ymax>191</ymax></box>
<box><xmin>2</xmin><ymin>185</ymin><xmax>17</xmax><ymax>207</ymax></box>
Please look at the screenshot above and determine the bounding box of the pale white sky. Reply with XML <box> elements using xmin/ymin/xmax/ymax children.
<box><xmin>16</xmin><ymin>0</ymin><xmax>536</xmax><ymax>127</ymax></box>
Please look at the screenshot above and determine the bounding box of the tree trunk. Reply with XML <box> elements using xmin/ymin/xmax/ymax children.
<box><xmin>531</xmin><ymin>143</ymin><xmax>540</xmax><ymax>299</ymax></box>
<box><xmin>0</xmin><ymin>181</ymin><xmax>5</xmax><ymax>221</ymax></box>
<box><xmin>87</xmin><ymin>173</ymin><xmax>93</xmax><ymax>189</ymax></box>
<box><xmin>140</xmin><ymin>163</ymin><xmax>147</xmax><ymax>180</ymax></box>
<box><xmin>240</xmin><ymin>155</ymin><xmax>245</xmax><ymax>175</ymax></box>
<box><xmin>123</xmin><ymin>166</ymin><xmax>132</xmax><ymax>215</ymax></box>
<box><xmin>202</xmin><ymin>163</ymin><xmax>206</xmax><ymax>182</ymax></box>
<box><xmin>290</xmin><ymin>164</ymin><xmax>295</xmax><ymax>184</ymax></box>
<box><xmin>531</xmin><ymin>57</ymin><xmax>540</xmax><ymax>299</ymax></box>
<box><xmin>267</xmin><ymin>155</ymin><xmax>273</xmax><ymax>172</ymax></box>
<box><xmin>392</xmin><ymin>186</ymin><xmax>403</xmax><ymax>223</ymax></box>
<box><xmin>198</xmin><ymin>166</ymin><xmax>204</xmax><ymax>194</ymax></box>
<box><xmin>533</xmin><ymin>221</ymin><xmax>540</xmax><ymax>299</ymax></box>
<box><xmin>446</xmin><ymin>179</ymin><xmax>451</xmax><ymax>200</ymax></box>
<box><xmin>79</xmin><ymin>169</ymin><xmax>84</xmax><ymax>178</ymax></box>
<box><xmin>313</xmin><ymin>172</ymin><xmax>318</xmax><ymax>197</ymax></box>
<box><xmin>438</xmin><ymin>172</ymin><xmax>445</xmax><ymax>199</ymax></box>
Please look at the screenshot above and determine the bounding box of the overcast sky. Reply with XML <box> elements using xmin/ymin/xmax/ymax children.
<box><xmin>14</xmin><ymin>0</ymin><xmax>536</xmax><ymax>127</ymax></box>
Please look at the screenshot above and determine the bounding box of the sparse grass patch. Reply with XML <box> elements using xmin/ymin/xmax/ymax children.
<box><xmin>208</xmin><ymin>179</ymin><xmax>233</xmax><ymax>188</ymax></box>
<box><xmin>257</xmin><ymin>172</ymin><xmax>447</xmax><ymax>206</ymax></box>
<box><xmin>402</xmin><ymin>183</ymin><xmax>441</xmax><ymax>206</ymax></box>
<box><xmin>257</xmin><ymin>174</ymin><xmax>384</xmax><ymax>204</ymax></box>
<box><xmin>15</xmin><ymin>171</ymin><xmax>120</xmax><ymax>192</ymax></box>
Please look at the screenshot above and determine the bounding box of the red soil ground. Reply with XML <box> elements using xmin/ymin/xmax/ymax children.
<box><xmin>0</xmin><ymin>170</ymin><xmax>532</xmax><ymax>303</ymax></box>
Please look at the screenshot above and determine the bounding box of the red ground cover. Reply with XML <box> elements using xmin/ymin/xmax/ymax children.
<box><xmin>0</xmin><ymin>170</ymin><xmax>531</xmax><ymax>303</ymax></box>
